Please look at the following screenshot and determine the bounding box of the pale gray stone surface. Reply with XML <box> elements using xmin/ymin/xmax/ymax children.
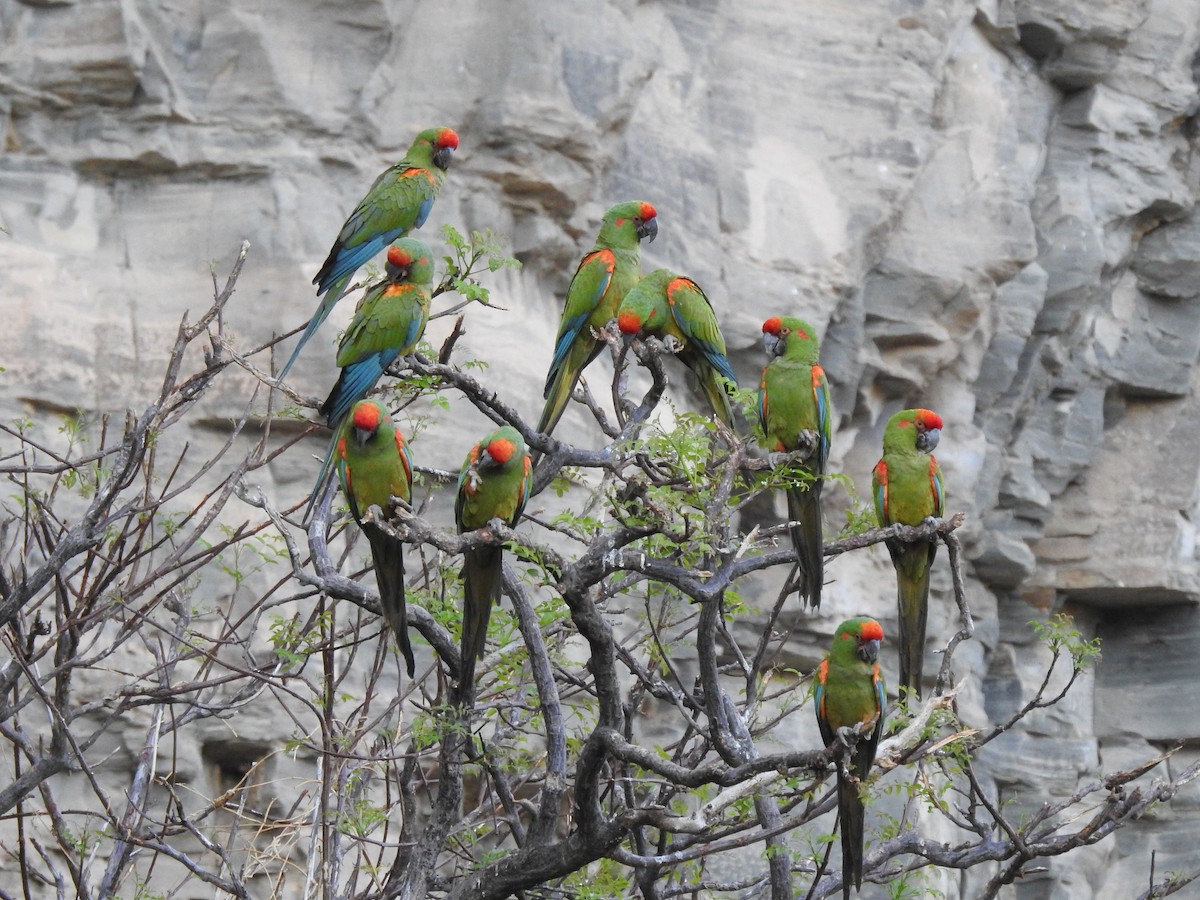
<box><xmin>4</xmin><ymin>0</ymin><xmax>1200</xmax><ymax>896</ymax></box>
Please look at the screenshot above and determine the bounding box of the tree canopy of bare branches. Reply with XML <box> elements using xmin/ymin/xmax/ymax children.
<box><xmin>2</xmin><ymin>237</ymin><xmax>1197</xmax><ymax>900</ymax></box>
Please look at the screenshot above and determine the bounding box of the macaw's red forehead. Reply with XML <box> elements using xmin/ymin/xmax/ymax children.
<box><xmin>762</xmin><ymin>317</ymin><xmax>782</xmax><ymax>335</ymax></box>
<box><xmin>386</xmin><ymin>245</ymin><xmax>413</xmax><ymax>267</ymax></box>
<box><xmin>352</xmin><ymin>401</ymin><xmax>383</xmax><ymax>431</ymax></box>
<box><xmin>859</xmin><ymin>619</ymin><xmax>884</xmax><ymax>642</ymax></box>
<box><xmin>487</xmin><ymin>436</ymin><xmax>515</xmax><ymax>463</ymax></box>
<box><xmin>639</xmin><ymin>202</ymin><xmax>657</xmax><ymax>220</ymax></box>
<box><xmin>916</xmin><ymin>409</ymin><xmax>943</xmax><ymax>430</ymax></box>
<box><xmin>437</xmin><ymin>128</ymin><xmax>459</xmax><ymax>149</ymax></box>
<box><xmin>617</xmin><ymin>311</ymin><xmax>641</xmax><ymax>334</ymax></box>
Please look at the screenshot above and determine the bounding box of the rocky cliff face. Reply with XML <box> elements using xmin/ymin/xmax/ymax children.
<box><xmin>4</xmin><ymin>0</ymin><xmax>1200</xmax><ymax>895</ymax></box>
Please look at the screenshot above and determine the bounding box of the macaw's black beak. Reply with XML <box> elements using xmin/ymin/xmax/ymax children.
<box><xmin>638</xmin><ymin>217</ymin><xmax>658</xmax><ymax>243</ymax></box>
<box><xmin>354</xmin><ymin>426</ymin><xmax>374</xmax><ymax>448</ymax></box>
<box><xmin>433</xmin><ymin>145</ymin><xmax>454</xmax><ymax>171</ymax></box>
<box><xmin>762</xmin><ymin>332</ymin><xmax>784</xmax><ymax>358</ymax></box>
<box><xmin>857</xmin><ymin>637</ymin><xmax>880</xmax><ymax>664</ymax></box>
<box><xmin>917</xmin><ymin>427</ymin><xmax>941</xmax><ymax>454</ymax></box>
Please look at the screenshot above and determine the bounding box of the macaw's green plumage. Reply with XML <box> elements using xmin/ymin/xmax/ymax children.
<box><xmin>280</xmin><ymin>126</ymin><xmax>457</xmax><ymax>378</ymax></box>
<box><xmin>758</xmin><ymin>316</ymin><xmax>831</xmax><ymax>608</ymax></box>
<box><xmin>537</xmin><ymin>201</ymin><xmax>658</xmax><ymax>442</ymax></box>
<box><xmin>319</xmin><ymin>238</ymin><xmax>435</xmax><ymax>427</ymax></box>
<box><xmin>455</xmin><ymin>426</ymin><xmax>532</xmax><ymax>694</ymax></box>
<box><xmin>872</xmin><ymin>408</ymin><xmax>944</xmax><ymax>699</ymax></box>
<box><xmin>335</xmin><ymin>401</ymin><xmax>416</xmax><ymax>676</ymax></box>
<box><xmin>814</xmin><ymin>616</ymin><xmax>886</xmax><ymax>900</ymax></box>
<box><xmin>616</xmin><ymin>269</ymin><xmax>739</xmax><ymax>425</ymax></box>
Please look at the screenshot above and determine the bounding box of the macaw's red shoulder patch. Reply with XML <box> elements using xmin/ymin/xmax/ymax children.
<box><xmin>617</xmin><ymin>311</ymin><xmax>642</xmax><ymax>335</ymax></box>
<box><xmin>401</xmin><ymin>168</ymin><xmax>437</xmax><ymax>186</ymax></box>
<box><xmin>811</xmin><ymin>365</ymin><xmax>825</xmax><ymax>386</ymax></box>
<box><xmin>762</xmin><ymin>317</ymin><xmax>782</xmax><ymax>335</ymax></box>
<box><xmin>872</xmin><ymin>459</ymin><xmax>888</xmax><ymax>485</ymax></box>
<box><xmin>859</xmin><ymin>619</ymin><xmax>884</xmax><ymax>642</ymax></box>
<box><xmin>816</xmin><ymin>658</ymin><xmax>829</xmax><ymax>685</ymax></box>
<box><xmin>666</xmin><ymin>277</ymin><xmax>695</xmax><ymax>301</ymax></box>
<box><xmin>584</xmin><ymin>248</ymin><xmax>616</xmax><ymax>273</ymax></box>
<box><xmin>336</xmin><ymin>437</ymin><xmax>348</xmax><ymax>461</ymax></box>
<box><xmin>352</xmin><ymin>402</ymin><xmax>382</xmax><ymax>431</ymax></box>
<box><xmin>487</xmin><ymin>437</ymin><xmax>516</xmax><ymax>464</ymax></box>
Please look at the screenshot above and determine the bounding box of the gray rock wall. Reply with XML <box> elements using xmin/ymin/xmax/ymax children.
<box><xmin>3</xmin><ymin>0</ymin><xmax>1200</xmax><ymax>895</ymax></box>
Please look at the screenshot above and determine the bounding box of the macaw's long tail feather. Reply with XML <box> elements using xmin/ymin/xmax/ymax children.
<box><xmin>837</xmin><ymin>771</ymin><xmax>865</xmax><ymax>899</ymax></box>
<box><xmin>890</xmin><ymin>538</ymin><xmax>936</xmax><ymax>699</ymax></box>
<box><xmin>320</xmin><ymin>352</ymin><xmax>396</xmax><ymax>428</ymax></box>
<box><xmin>279</xmin><ymin>273</ymin><xmax>352</xmax><ymax>380</ymax></box>
<box><xmin>364</xmin><ymin>523</ymin><xmax>414</xmax><ymax>677</ymax></box>
<box><xmin>786</xmin><ymin>481</ymin><xmax>824</xmax><ymax>609</ymax></box>
<box><xmin>303</xmin><ymin>432</ymin><xmax>340</xmax><ymax>524</ymax></box>
<box><xmin>698</xmin><ymin>370</ymin><xmax>736</xmax><ymax>427</ymax></box>
<box><xmin>459</xmin><ymin>545</ymin><xmax>502</xmax><ymax>696</ymax></box>
<box><xmin>538</xmin><ymin>339</ymin><xmax>605</xmax><ymax>443</ymax></box>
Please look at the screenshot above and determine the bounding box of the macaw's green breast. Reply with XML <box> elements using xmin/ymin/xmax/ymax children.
<box><xmin>589</xmin><ymin>246</ymin><xmax>644</xmax><ymax>329</ymax></box>
<box><xmin>820</xmin><ymin>657</ymin><xmax>881</xmax><ymax>731</ymax></box>
<box><xmin>879</xmin><ymin>450</ymin><xmax>940</xmax><ymax>525</ymax></box>
<box><xmin>761</xmin><ymin>359</ymin><xmax>822</xmax><ymax>453</ymax></box>
<box><xmin>344</xmin><ymin>435</ymin><xmax>410</xmax><ymax>514</ymax></box>
<box><xmin>460</xmin><ymin>461</ymin><xmax>528</xmax><ymax>530</ymax></box>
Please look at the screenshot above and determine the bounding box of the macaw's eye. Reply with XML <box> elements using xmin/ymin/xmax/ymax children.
<box><xmin>782</xmin><ymin>327</ymin><xmax>791</xmax><ymax>335</ymax></box>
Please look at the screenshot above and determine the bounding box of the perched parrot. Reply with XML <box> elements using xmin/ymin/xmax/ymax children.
<box><xmin>758</xmin><ymin>316</ymin><xmax>831</xmax><ymax>608</ymax></box>
<box><xmin>537</xmin><ymin>200</ymin><xmax>658</xmax><ymax>442</ymax></box>
<box><xmin>334</xmin><ymin>400</ymin><xmax>416</xmax><ymax>676</ymax></box>
<box><xmin>814</xmin><ymin>616</ymin><xmax>886</xmax><ymax>900</ymax></box>
<box><xmin>872</xmin><ymin>408</ymin><xmax>944</xmax><ymax>699</ymax></box>
<box><xmin>455</xmin><ymin>426</ymin><xmax>532</xmax><ymax>690</ymax></box>
<box><xmin>280</xmin><ymin>126</ymin><xmax>457</xmax><ymax>378</ymax></box>
<box><xmin>319</xmin><ymin>238</ymin><xmax>435</xmax><ymax>427</ymax></box>
<box><xmin>616</xmin><ymin>268</ymin><xmax>739</xmax><ymax>425</ymax></box>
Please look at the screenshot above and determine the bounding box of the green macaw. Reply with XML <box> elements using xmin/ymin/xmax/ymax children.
<box><xmin>280</xmin><ymin>126</ymin><xmax>457</xmax><ymax>378</ymax></box>
<box><xmin>758</xmin><ymin>316</ymin><xmax>831</xmax><ymax>608</ymax></box>
<box><xmin>334</xmin><ymin>400</ymin><xmax>416</xmax><ymax>676</ymax></box>
<box><xmin>319</xmin><ymin>237</ymin><xmax>435</xmax><ymax>427</ymax></box>
<box><xmin>872</xmin><ymin>408</ymin><xmax>944</xmax><ymax>699</ymax></box>
<box><xmin>455</xmin><ymin>426</ymin><xmax>532</xmax><ymax>690</ymax></box>
<box><xmin>616</xmin><ymin>268</ymin><xmax>739</xmax><ymax>425</ymax></box>
<box><xmin>814</xmin><ymin>616</ymin><xmax>886</xmax><ymax>900</ymax></box>
<box><xmin>537</xmin><ymin>201</ymin><xmax>658</xmax><ymax>442</ymax></box>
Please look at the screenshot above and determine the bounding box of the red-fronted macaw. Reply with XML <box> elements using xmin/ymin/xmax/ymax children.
<box><xmin>335</xmin><ymin>400</ymin><xmax>416</xmax><ymax>675</ymax></box>
<box><xmin>616</xmin><ymin>268</ymin><xmax>739</xmax><ymax>425</ymax></box>
<box><xmin>455</xmin><ymin>426</ymin><xmax>532</xmax><ymax>690</ymax></box>
<box><xmin>537</xmin><ymin>201</ymin><xmax>658</xmax><ymax>441</ymax></box>
<box><xmin>280</xmin><ymin>126</ymin><xmax>457</xmax><ymax>378</ymax></box>
<box><xmin>872</xmin><ymin>408</ymin><xmax>944</xmax><ymax>698</ymax></box>
<box><xmin>758</xmin><ymin>316</ymin><xmax>831</xmax><ymax>608</ymax></box>
<box><xmin>814</xmin><ymin>616</ymin><xmax>887</xmax><ymax>899</ymax></box>
<box><xmin>319</xmin><ymin>237</ymin><xmax>434</xmax><ymax>427</ymax></box>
